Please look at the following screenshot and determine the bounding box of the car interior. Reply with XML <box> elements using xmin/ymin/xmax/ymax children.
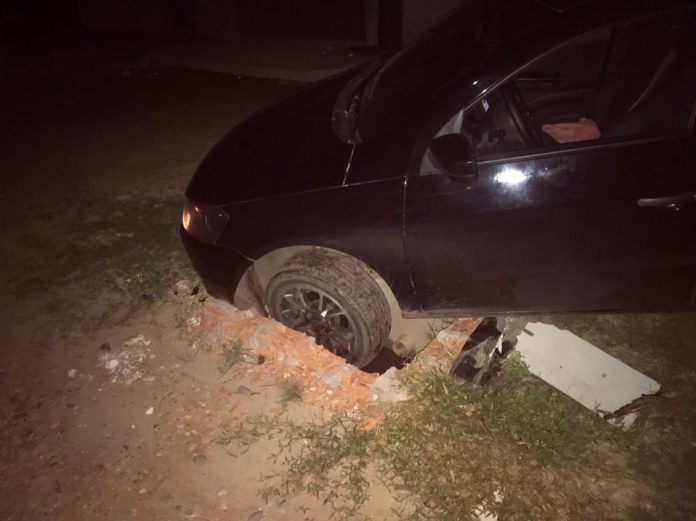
<box><xmin>426</xmin><ymin>9</ymin><xmax>696</xmax><ymax>168</ymax></box>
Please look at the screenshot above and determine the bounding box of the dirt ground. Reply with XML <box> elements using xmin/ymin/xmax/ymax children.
<box><xmin>0</xmin><ymin>57</ymin><xmax>319</xmax><ymax>521</ymax></box>
<box><xmin>2</xmin><ymin>53</ymin><xmax>696</xmax><ymax>521</ymax></box>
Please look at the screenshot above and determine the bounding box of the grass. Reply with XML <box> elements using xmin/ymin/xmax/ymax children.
<box><xmin>217</xmin><ymin>339</ymin><xmax>252</xmax><ymax>375</ymax></box>
<box><xmin>113</xmin><ymin>260</ymin><xmax>170</xmax><ymax>300</ymax></box>
<box><xmin>551</xmin><ymin>313</ymin><xmax>696</xmax><ymax>519</ymax></box>
<box><xmin>278</xmin><ymin>378</ymin><xmax>304</xmax><ymax>404</ymax></box>
<box><xmin>225</xmin><ymin>356</ymin><xmax>627</xmax><ymax>521</ymax></box>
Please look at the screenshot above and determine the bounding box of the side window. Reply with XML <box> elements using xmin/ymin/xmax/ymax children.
<box><xmin>521</xmin><ymin>11</ymin><xmax>696</xmax><ymax>147</ymax></box>
<box><xmin>423</xmin><ymin>8</ymin><xmax>696</xmax><ymax>171</ymax></box>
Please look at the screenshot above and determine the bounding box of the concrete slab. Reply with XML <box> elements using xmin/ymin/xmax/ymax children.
<box><xmin>516</xmin><ymin>322</ymin><xmax>660</xmax><ymax>427</ymax></box>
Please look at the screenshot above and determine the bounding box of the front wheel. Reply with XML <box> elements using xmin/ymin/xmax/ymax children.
<box><xmin>265</xmin><ymin>250</ymin><xmax>391</xmax><ymax>368</ymax></box>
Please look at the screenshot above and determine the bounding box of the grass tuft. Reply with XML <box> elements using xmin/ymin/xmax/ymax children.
<box><xmin>278</xmin><ymin>378</ymin><xmax>304</xmax><ymax>404</ymax></box>
<box><xmin>217</xmin><ymin>339</ymin><xmax>251</xmax><ymax>375</ymax></box>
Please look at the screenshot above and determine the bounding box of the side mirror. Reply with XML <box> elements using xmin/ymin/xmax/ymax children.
<box><xmin>429</xmin><ymin>134</ymin><xmax>475</xmax><ymax>178</ymax></box>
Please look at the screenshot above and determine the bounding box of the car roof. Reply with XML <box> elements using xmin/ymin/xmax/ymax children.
<box><xmin>332</xmin><ymin>0</ymin><xmax>693</xmax><ymax>144</ymax></box>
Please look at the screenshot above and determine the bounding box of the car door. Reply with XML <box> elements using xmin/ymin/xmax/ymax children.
<box><xmin>404</xmin><ymin>10</ymin><xmax>696</xmax><ymax>315</ymax></box>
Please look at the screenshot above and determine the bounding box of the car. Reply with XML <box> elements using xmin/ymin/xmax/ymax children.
<box><xmin>181</xmin><ymin>0</ymin><xmax>696</xmax><ymax>368</ymax></box>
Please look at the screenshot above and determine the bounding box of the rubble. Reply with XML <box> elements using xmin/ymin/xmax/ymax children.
<box><xmin>98</xmin><ymin>335</ymin><xmax>156</xmax><ymax>384</ymax></box>
<box><xmin>371</xmin><ymin>367</ymin><xmax>409</xmax><ymax>403</ymax></box>
<box><xmin>193</xmin><ymin>301</ymin><xmax>489</xmax><ymax>412</ymax></box>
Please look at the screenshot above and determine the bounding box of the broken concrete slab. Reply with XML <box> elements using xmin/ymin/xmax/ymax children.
<box><xmin>371</xmin><ymin>367</ymin><xmax>410</xmax><ymax>403</ymax></box>
<box><xmin>516</xmin><ymin>322</ymin><xmax>660</xmax><ymax>427</ymax></box>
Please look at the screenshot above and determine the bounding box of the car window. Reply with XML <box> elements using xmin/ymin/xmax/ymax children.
<box><xmin>422</xmin><ymin>8</ymin><xmax>696</xmax><ymax>171</ymax></box>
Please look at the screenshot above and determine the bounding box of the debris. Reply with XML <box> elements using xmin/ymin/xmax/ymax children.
<box><xmin>371</xmin><ymin>367</ymin><xmax>410</xmax><ymax>402</ymax></box>
<box><xmin>413</xmin><ymin>318</ymin><xmax>482</xmax><ymax>371</ymax></box>
<box><xmin>247</xmin><ymin>511</ymin><xmax>264</xmax><ymax>521</ymax></box>
<box><xmin>450</xmin><ymin>318</ymin><xmax>514</xmax><ymax>385</ymax></box>
<box><xmin>192</xmin><ymin>454</ymin><xmax>207</xmax><ymax>465</ymax></box>
<box><xmin>187</xmin><ymin>316</ymin><xmax>201</xmax><ymax>328</ymax></box>
<box><xmin>474</xmin><ymin>489</ymin><xmax>504</xmax><ymax>521</ymax></box>
<box><xmin>516</xmin><ymin>323</ymin><xmax>661</xmax><ymax>427</ymax></box>
<box><xmin>145</xmin><ymin>407</ymin><xmax>154</xmax><ymax>415</ymax></box>
<box><xmin>99</xmin><ymin>343</ymin><xmax>154</xmax><ymax>385</ymax></box>
<box><xmin>175</xmin><ymin>279</ymin><xmax>194</xmax><ymax>295</ymax></box>
<box><xmin>124</xmin><ymin>335</ymin><xmax>151</xmax><ymax>348</ymax></box>
<box><xmin>67</xmin><ymin>368</ymin><xmax>77</xmax><ymax>378</ymax></box>
<box><xmin>236</xmin><ymin>385</ymin><xmax>258</xmax><ymax>396</ymax></box>
<box><xmin>601</xmin><ymin>392</ymin><xmax>674</xmax><ymax>421</ymax></box>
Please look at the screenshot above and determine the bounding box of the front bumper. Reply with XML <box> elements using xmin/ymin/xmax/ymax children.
<box><xmin>180</xmin><ymin>227</ymin><xmax>253</xmax><ymax>302</ymax></box>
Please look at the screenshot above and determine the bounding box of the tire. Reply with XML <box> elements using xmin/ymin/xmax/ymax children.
<box><xmin>265</xmin><ymin>250</ymin><xmax>391</xmax><ymax>368</ymax></box>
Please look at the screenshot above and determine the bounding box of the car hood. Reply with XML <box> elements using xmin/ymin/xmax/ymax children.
<box><xmin>186</xmin><ymin>73</ymin><xmax>355</xmax><ymax>206</ymax></box>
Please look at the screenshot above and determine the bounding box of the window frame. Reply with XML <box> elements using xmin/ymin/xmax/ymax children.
<box><xmin>415</xmin><ymin>5</ymin><xmax>696</xmax><ymax>176</ymax></box>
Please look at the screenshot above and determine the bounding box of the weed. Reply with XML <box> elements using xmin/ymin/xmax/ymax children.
<box><xmin>278</xmin><ymin>378</ymin><xmax>304</xmax><ymax>404</ymax></box>
<box><xmin>113</xmin><ymin>260</ymin><xmax>169</xmax><ymax>299</ymax></box>
<box><xmin>217</xmin><ymin>339</ymin><xmax>251</xmax><ymax>375</ymax></box>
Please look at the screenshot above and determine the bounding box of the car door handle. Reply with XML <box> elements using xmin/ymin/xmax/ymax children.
<box><xmin>638</xmin><ymin>191</ymin><xmax>696</xmax><ymax>211</ymax></box>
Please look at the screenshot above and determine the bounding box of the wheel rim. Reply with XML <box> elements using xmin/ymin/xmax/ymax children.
<box><xmin>276</xmin><ymin>285</ymin><xmax>355</xmax><ymax>358</ymax></box>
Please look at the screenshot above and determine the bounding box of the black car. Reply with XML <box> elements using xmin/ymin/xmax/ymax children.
<box><xmin>182</xmin><ymin>0</ymin><xmax>696</xmax><ymax>367</ymax></box>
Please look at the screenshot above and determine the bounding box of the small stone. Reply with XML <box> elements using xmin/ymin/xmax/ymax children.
<box><xmin>175</xmin><ymin>279</ymin><xmax>192</xmax><ymax>295</ymax></box>
<box><xmin>247</xmin><ymin>510</ymin><xmax>264</xmax><ymax>521</ymax></box>
<box><xmin>187</xmin><ymin>316</ymin><xmax>201</xmax><ymax>327</ymax></box>
<box><xmin>99</xmin><ymin>342</ymin><xmax>111</xmax><ymax>352</ymax></box>
<box><xmin>217</xmin><ymin>488</ymin><xmax>228</xmax><ymax>497</ymax></box>
<box><xmin>139</xmin><ymin>487</ymin><xmax>147</xmax><ymax>494</ymax></box>
<box><xmin>124</xmin><ymin>335</ymin><xmax>151</xmax><ymax>347</ymax></box>
<box><xmin>192</xmin><ymin>454</ymin><xmax>207</xmax><ymax>465</ymax></box>
<box><xmin>67</xmin><ymin>369</ymin><xmax>77</xmax><ymax>378</ymax></box>
<box><xmin>145</xmin><ymin>407</ymin><xmax>154</xmax><ymax>415</ymax></box>
<box><xmin>237</xmin><ymin>385</ymin><xmax>257</xmax><ymax>396</ymax></box>
<box><xmin>105</xmin><ymin>359</ymin><xmax>120</xmax><ymax>371</ymax></box>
